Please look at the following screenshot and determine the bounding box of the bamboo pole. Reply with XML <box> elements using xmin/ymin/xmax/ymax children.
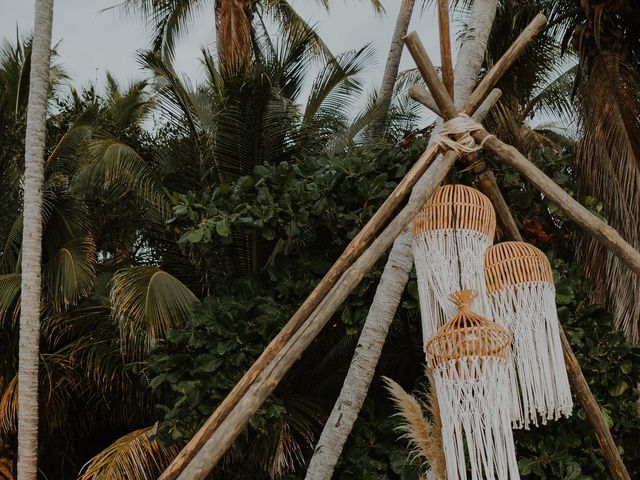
<box><xmin>178</xmin><ymin>151</ymin><xmax>460</xmax><ymax>480</ymax></box>
<box><xmin>406</xmin><ymin>38</ymin><xmax>634</xmax><ymax>479</ymax></box>
<box><xmin>409</xmin><ymin>84</ymin><xmax>441</xmax><ymax>116</ymax></box>
<box><xmin>474</xmin><ymin>130</ymin><xmax>640</xmax><ymax>275</ymax></box>
<box><xmin>161</xmin><ymin>16</ymin><xmax>546</xmax><ymax>480</ymax></box>
<box><xmin>437</xmin><ymin>0</ymin><xmax>454</xmax><ymax>99</ymax></box>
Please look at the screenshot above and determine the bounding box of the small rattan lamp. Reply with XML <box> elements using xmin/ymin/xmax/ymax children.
<box><xmin>412</xmin><ymin>185</ymin><xmax>496</xmax><ymax>345</ymax></box>
<box><xmin>427</xmin><ymin>290</ymin><xmax>520</xmax><ymax>480</ymax></box>
<box><xmin>485</xmin><ymin>242</ymin><xmax>573</xmax><ymax>429</ymax></box>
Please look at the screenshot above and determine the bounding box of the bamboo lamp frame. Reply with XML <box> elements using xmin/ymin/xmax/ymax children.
<box><xmin>412</xmin><ymin>184</ymin><xmax>496</xmax><ymax>238</ymax></box>
<box><xmin>426</xmin><ymin>290</ymin><xmax>511</xmax><ymax>367</ymax></box>
<box><xmin>484</xmin><ymin>242</ymin><xmax>553</xmax><ymax>295</ymax></box>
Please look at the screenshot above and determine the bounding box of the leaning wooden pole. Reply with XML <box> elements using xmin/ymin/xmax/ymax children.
<box><xmin>408</xmin><ymin>34</ymin><xmax>633</xmax><ymax>479</ymax></box>
<box><xmin>178</xmin><ymin>151</ymin><xmax>460</xmax><ymax>480</ymax></box>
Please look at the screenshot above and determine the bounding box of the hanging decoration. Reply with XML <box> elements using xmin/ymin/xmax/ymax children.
<box><xmin>412</xmin><ymin>184</ymin><xmax>496</xmax><ymax>345</ymax></box>
<box><xmin>484</xmin><ymin>242</ymin><xmax>573</xmax><ymax>429</ymax></box>
<box><xmin>427</xmin><ymin>290</ymin><xmax>520</xmax><ymax>480</ymax></box>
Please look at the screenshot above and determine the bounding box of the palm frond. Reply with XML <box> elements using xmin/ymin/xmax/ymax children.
<box><xmin>0</xmin><ymin>274</ymin><xmax>21</xmax><ymax>325</ymax></box>
<box><xmin>44</xmin><ymin>236</ymin><xmax>97</xmax><ymax>312</ymax></box>
<box><xmin>574</xmin><ymin>52</ymin><xmax>640</xmax><ymax>342</ymax></box>
<box><xmin>79</xmin><ymin>426</ymin><xmax>179</xmax><ymax>480</ymax></box>
<box><xmin>74</xmin><ymin>136</ymin><xmax>171</xmax><ymax>216</ymax></box>
<box><xmin>0</xmin><ymin>375</ymin><xmax>17</xmax><ymax>439</ymax></box>
<box><xmin>110</xmin><ymin>266</ymin><xmax>199</xmax><ymax>358</ymax></box>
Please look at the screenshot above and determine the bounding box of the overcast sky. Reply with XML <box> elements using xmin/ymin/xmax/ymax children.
<box><xmin>1</xmin><ymin>0</ymin><xmax>444</xmax><ymax>96</ymax></box>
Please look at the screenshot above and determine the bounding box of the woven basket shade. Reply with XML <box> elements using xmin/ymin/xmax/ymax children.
<box><xmin>484</xmin><ymin>242</ymin><xmax>573</xmax><ymax>429</ymax></box>
<box><xmin>485</xmin><ymin>241</ymin><xmax>553</xmax><ymax>295</ymax></box>
<box><xmin>413</xmin><ymin>184</ymin><xmax>496</xmax><ymax>238</ymax></box>
<box><xmin>426</xmin><ymin>290</ymin><xmax>520</xmax><ymax>480</ymax></box>
<box><xmin>412</xmin><ymin>185</ymin><xmax>496</xmax><ymax>346</ymax></box>
<box><xmin>427</xmin><ymin>291</ymin><xmax>510</xmax><ymax>368</ymax></box>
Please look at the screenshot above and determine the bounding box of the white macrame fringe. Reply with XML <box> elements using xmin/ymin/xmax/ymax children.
<box><xmin>433</xmin><ymin>357</ymin><xmax>520</xmax><ymax>480</ymax></box>
<box><xmin>490</xmin><ymin>282</ymin><xmax>573</xmax><ymax>429</ymax></box>
<box><xmin>413</xmin><ymin>229</ymin><xmax>493</xmax><ymax>345</ymax></box>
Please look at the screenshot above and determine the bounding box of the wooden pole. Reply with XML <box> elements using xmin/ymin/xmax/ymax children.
<box><xmin>437</xmin><ymin>0</ymin><xmax>454</xmax><ymax>99</ymax></box>
<box><xmin>162</xmin><ymin>15</ymin><xmax>547</xmax><ymax>480</ymax></box>
<box><xmin>177</xmin><ymin>151</ymin><xmax>460</xmax><ymax>480</ymax></box>
<box><xmin>473</xmin><ymin>130</ymin><xmax>640</xmax><ymax>276</ymax></box>
<box><xmin>559</xmin><ymin>330</ymin><xmax>631</xmax><ymax>480</ymax></box>
<box><xmin>158</xmin><ymin>69</ymin><xmax>503</xmax><ymax>480</ymax></box>
<box><xmin>409</xmin><ymin>84</ymin><xmax>441</xmax><ymax>116</ymax></box>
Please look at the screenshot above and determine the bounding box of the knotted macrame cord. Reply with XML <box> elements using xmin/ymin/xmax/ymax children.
<box><xmin>432</xmin><ymin>113</ymin><xmax>495</xmax><ymax>156</ymax></box>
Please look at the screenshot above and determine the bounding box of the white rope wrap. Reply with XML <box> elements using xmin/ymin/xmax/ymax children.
<box><xmin>433</xmin><ymin>356</ymin><xmax>521</xmax><ymax>480</ymax></box>
<box><xmin>412</xmin><ymin>229</ymin><xmax>493</xmax><ymax>345</ymax></box>
<box><xmin>432</xmin><ymin>114</ymin><xmax>495</xmax><ymax>156</ymax></box>
<box><xmin>490</xmin><ymin>281</ymin><xmax>574</xmax><ymax>429</ymax></box>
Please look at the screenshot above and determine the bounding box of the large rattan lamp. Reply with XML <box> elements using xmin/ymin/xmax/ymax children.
<box><xmin>485</xmin><ymin>242</ymin><xmax>573</xmax><ymax>429</ymax></box>
<box><xmin>412</xmin><ymin>185</ymin><xmax>496</xmax><ymax>345</ymax></box>
<box><xmin>427</xmin><ymin>290</ymin><xmax>520</xmax><ymax>480</ymax></box>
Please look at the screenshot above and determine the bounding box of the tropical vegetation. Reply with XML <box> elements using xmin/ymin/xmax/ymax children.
<box><xmin>1</xmin><ymin>0</ymin><xmax>639</xmax><ymax>479</ymax></box>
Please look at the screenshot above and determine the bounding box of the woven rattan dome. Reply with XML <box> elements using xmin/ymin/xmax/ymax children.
<box><xmin>412</xmin><ymin>185</ymin><xmax>496</xmax><ymax>238</ymax></box>
<box><xmin>484</xmin><ymin>242</ymin><xmax>553</xmax><ymax>295</ymax></box>
<box><xmin>426</xmin><ymin>290</ymin><xmax>510</xmax><ymax>368</ymax></box>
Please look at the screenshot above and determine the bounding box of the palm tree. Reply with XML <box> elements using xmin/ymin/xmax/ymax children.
<box><xmin>120</xmin><ymin>0</ymin><xmax>383</xmax><ymax>72</ymax></box>
<box><xmin>17</xmin><ymin>0</ymin><xmax>55</xmax><ymax>477</ymax></box>
<box><xmin>547</xmin><ymin>1</ymin><xmax>640</xmax><ymax>343</ymax></box>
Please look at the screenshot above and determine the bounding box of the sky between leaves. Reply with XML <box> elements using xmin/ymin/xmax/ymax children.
<box><xmin>1</xmin><ymin>0</ymin><xmax>444</xmax><ymax>98</ymax></box>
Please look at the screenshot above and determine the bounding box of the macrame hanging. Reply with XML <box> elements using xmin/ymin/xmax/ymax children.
<box><xmin>427</xmin><ymin>290</ymin><xmax>520</xmax><ymax>480</ymax></box>
<box><xmin>484</xmin><ymin>242</ymin><xmax>573</xmax><ymax>429</ymax></box>
<box><xmin>412</xmin><ymin>184</ymin><xmax>496</xmax><ymax>345</ymax></box>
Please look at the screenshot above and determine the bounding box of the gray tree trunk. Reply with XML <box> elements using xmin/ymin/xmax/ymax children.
<box><xmin>372</xmin><ymin>0</ymin><xmax>416</xmax><ymax>137</ymax></box>
<box><xmin>304</xmin><ymin>1</ymin><xmax>500</xmax><ymax>479</ymax></box>
<box><xmin>18</xmin><ymin>0</ymin><xmax>54</xmax><ymax>478</ymax></box>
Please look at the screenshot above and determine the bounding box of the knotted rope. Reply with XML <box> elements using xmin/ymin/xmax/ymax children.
<box><xmin>432</xmin><ymin>113</ymin><xmax>495</xmax><ymax>156</ymax></box>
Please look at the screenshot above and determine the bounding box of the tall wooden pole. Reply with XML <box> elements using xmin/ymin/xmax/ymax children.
<box><xmin>437</xmin><ymin>0</ymin><xmax>454</xmax><ymax>99</ymax></box>
<box><xmin>405</xmin><ymin>34</ymin><xmax>633</xmax><ymax>479</ymax></box>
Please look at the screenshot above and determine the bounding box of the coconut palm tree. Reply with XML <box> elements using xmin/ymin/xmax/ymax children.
<box><xmin>547</xmin><ymin>1</ymin><xmax>640</xmax><ymax>343</ymax></box>
<box><xmin>17</xmin><ymin>0</ymin><xmax>55</xmax><ymax>477</ymax></box>
<box><xmin>120</xmin><ymin>0</ymin><xmax>383</xmax><ymax>73</ymax></box>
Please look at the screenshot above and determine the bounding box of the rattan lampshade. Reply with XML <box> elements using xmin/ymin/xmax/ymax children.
<box><xmin>426</xmin><ymin>290</ymin><xmax>520</xmax><ymax>480</ymax></box>
<box><xmin>412</xmin><ymin>185</ymin><xmax>496</xmax><ymax>346</ymax></box>
<box><xmin>485</xmin><ymin>242</ymin><xmax>573</xmax><ymax>429</ymax></box>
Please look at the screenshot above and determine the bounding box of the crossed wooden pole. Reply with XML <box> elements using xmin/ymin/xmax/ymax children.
<box><xmin>162</xmin><ymin>13</ymin><xmax>635</xmax><ymax>480</ymax></box>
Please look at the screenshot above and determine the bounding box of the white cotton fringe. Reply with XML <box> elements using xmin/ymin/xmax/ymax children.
<box><xmin>433</xmin><ymin>357</ymin><xmax>520</xmax><ymax>480</ymax></box>
<box><xmin>490</xmin><ymin>281</ymin><xmax>573</xmax><ymax>429</ymax></box>
<box><xmin>413</xmin><ymin>229</ymin><xmax>493</xmax><ymax>345</ymax></box>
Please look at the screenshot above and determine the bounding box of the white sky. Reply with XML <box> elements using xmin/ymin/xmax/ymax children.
<box><xmin>1</xmin><ymin>0</ymin><xmax>443</xmax><ymax>96</ymax></box>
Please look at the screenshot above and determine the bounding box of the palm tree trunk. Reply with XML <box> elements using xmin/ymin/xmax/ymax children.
<box><xmin>18</xmin><ymin>1</ymin><xmax>54</xmax><ymax>478</ymax></box>
<box><xmin>371</xmin><ymin>0</ymin><xmax>416</xmax><ymax>137</ymax></box>
<box><xmin>304</xmin><ymin>2</ymin><xmax>499</xmax><ymax>478</ymax></box>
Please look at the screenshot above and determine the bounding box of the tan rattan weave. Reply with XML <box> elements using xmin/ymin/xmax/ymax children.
<box><xmin>426</xmin><ymin>290</ymin><xmax>511</xmax><ymax>367</ymax></box>
<box><xmin>484</xmin><ymin>242</ymin><xmax>553</xmax><ymax>295</ymax></box>
<box><xmin>412</xmin><ymin>185</ymin><xmax>496</xmax><ymax>238</ymax></box>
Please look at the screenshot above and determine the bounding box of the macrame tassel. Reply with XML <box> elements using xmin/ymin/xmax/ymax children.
<box><xmin>412</xmin><ymin>185</ymin><xmax>496</xmax><ymax>346</ymax></box>
<box><xmin>427</xmin><ymin>290</ymin><xmax>520</xmax><ymax>480</ymax></box>
<box><xmin>485</xmin><ymin>243</ymin><xmax>573</xmax><ymax>429</ymax></box>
